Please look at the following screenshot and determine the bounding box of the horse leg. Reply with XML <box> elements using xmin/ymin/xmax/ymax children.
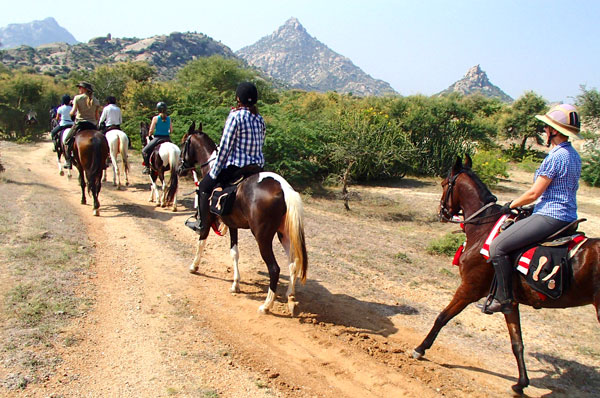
<box><xmin>92</xmin><ymin>174</ymin><xmax>101</xmax><ymax>216</ymax></box>
<box><xmin>111</xmin><ymin>153</ymin><xmax>119</xmax><ymax>187</ymax></box>
<box><xmin>413</xmin><ymin>285</ymin><xmax>481</xmax><ymax>359</ymax></box>
<box><xmin>189</xmin><ymin>231</ymin><xmax>210</xmax><ymax>273</ymax></box>
<box><xmin>78</xmin><ymin>169</ymin><xmax>87</xmax><ymax>205</ymax></box>
<box><xmin>277</xmin><ymin>231</ymin><xmax>299</xmax><ymax>316</ymax></box>
<box><xmin>504</xmin><ymin>306</ymin><xmax>529</xmax><ymax>395</ymax></box>
<box><xmin>56</xmin><ymin>153</ymin><xmax>64</xmax><ymax>176</ymax></box>
<box><xmin>257</xmin><ymin>236</ymin><xmax>280</xmax><ymax>314</ymax></box>
<box><xmin>594</xmin><ymin>291</ymin><xmax>600</xmax><ymax>324</ymax></box>
<box><xmin>225</xmin><ymin>228</ymin><xmax>240</xmax><ymax>293</ymax></box>
<box><xmin>160</xmin><ymin>177</ymin><xmax>167</xmax><ymax>207</ymax></box>
<box><xmin>149</xmin><ymin>176</ymin><xmax>158</xmax><ymax>203</ymax></box>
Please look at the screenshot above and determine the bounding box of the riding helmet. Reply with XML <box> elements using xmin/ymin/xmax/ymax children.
<box><xmin>235</xmin><ymin>82</ymin><xmax>258</xmax><ymax>106</ymax></box>
<box><xmin>156</xmin><ymin>102</ymin><xmax>167</xmax><ymax>112</ymax></box>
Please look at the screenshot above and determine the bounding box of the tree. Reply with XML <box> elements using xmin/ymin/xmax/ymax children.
<box><xmin>501</xmin><ymin>91</ymin><xmax>547</xmax><ymax>154</ymax></box>
<box><xmin>575</xmin><ymin>85</ymin><xmax>600</xmax><ymax>119</ymax></box>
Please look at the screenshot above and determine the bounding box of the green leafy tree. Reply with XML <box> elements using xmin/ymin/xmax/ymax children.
<box><xmin>575</xmin><ymin>85</ymin><xmax>600</xmax><ymax>119</ymax></box>
<box><xmin>501</xmin><ymin>91</ymin><xmax>547</xmax><ymax>156</ymax></box>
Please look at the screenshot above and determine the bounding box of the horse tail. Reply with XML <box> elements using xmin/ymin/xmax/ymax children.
<box><xmin>165</xmin><ymin>146</ymin><xmax>180</xmax><ymax>204</ymax></box>
<box><xmin>119</xmin><ymin>132</ymin><xmax>129</xmax><ymax>173</ymax></box>
<box><xmin>85</xmin><ymin>134</ymin><xmax>106</xmax><ymax>188</ymax></box>
<box><xmin>280</xmin><ymin>179</ymin><xmax>308</xmax><ymax>283</ymax></box>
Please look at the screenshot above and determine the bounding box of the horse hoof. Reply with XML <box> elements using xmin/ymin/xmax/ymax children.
<box><xmin>258</xmin><ymin>305</ymin><xmax>268</xmax><ymax>314</ymax></box>
<box><xmin>93</xmin><ymin>209</ymin><xmax>99</xmax><ymax>216</ymax></box>
<box><xmin>126</xmin><ymin>182</ymin><xmax>129</xmax><ymax>186</ymax></box>
<box><xmin>59</xmin><ymin>171</ymin><xmax>64</xmax><ymax>176</ymax></box>
<box><xmin>511</xmin><ymin>384</ymin><xmax>525</xmax><ymax>397</ymax></box>
<box><xmin>189</xmin><ymin>265</ymin><xmax>198</xmax><ymax>273</ymax></box>
<box><xmin>287</xmin><ymin>300</ymin><xmax>298</xmax><ymax>317</ymax></box>
<box><xmin>230</xmin><ymin>285</ymin><xmax>240</xmax><ymax>294</ymax></box>
<box><xmin>411</xmin><ymin>349</ymin><xmax>424</xmax><ymax>360</ymax></box>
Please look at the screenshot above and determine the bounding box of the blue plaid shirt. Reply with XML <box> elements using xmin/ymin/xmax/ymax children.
<box><xmin>533</xmin><ymin>142</ymin><xmax>581</xmax><ymax>222</ymax></box>
<box><xmin>209</xmin><ymin>108</ymin><xmax>266</xmax><ymax>179</ymax></box>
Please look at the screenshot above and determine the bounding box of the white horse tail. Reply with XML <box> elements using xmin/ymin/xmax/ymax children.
<box><xmin>280</xmin><ymin>178</ymin><xmax>308</xmax><ymax>283</ymax></box>
<box><xmin>165</xmin><ymin>144</ymin><xmax>180</xmax><ymax>205</ymax></box>
<box><xmin>119</xmin><ymin>131</ymin><xmax>129</xmax><ymax>173</ymax></box>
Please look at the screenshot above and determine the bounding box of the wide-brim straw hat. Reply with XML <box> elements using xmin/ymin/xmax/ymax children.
<box><xmin>535</xmin><ymin>103</ymin><xmax>581</xmax><ymax>140</ymax></box>
<box><xmin>77</xmin><ymin>81</ymin><xmax>94</xmax><ymax>92</ymax></box>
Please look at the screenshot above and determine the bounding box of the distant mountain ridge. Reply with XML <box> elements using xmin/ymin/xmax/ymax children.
<box><xmin>0</xmin><ymin>32</ymin><xmax>236</xmax><ymax>79</ymax></box>
<box><xmin>439</xmin><ymin>65</ymin><xmax>513</xmax><ymax>102</ymax></box>
<box><xmin>0</xmin><ymin>17</ymin><xmax>77</xmax><ymax>49</ymax></box>
<box><xmin>236</xmin><ymin>18</ymin><xmax>396</xmax><ymax>96</ymax></box>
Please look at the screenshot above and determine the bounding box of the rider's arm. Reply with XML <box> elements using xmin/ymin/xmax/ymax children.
<box><xmin>509</xmin><ymin>176</ymin><xmax>552</xmax><ymax>209</ymax></box>
<box><xmin>148</xmin><ymin>116</ymin><xmax>157</xmax><ymax>135</ymax></box>
<box><xmin>169</xmin><ymin>118</ymin><xmax>173</xmax><ymax>134</ymax></box>
<box><xmin>209</xmin><ymin>112</ymin><xmax>237</xmax><ymax>179</ymax></box>
<box><xmin>99</xmin><ymin>108</ymin><xmax>107</xmax><ymax>125</ymax></box>
<box><xmin>70</xmin><ymin>102</ymin><xmax>78</xmax><ymax>119</ymax></box>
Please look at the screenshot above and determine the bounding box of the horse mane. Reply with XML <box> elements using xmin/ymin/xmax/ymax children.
<box><xmin>461</xmin><ymin>167</ymin><xmax>497</xmax><ymax>204</ymax></box>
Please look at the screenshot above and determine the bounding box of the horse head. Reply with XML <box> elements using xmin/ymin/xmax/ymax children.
<box><xmin>178</xmin><ymin>122</ymin><xmax>215</xmax><ymax>176</ymax></box>
<box><xmin>439</xmin><ymin>154</ymin><xmax>497</xmax><ymax>222</ymax></box>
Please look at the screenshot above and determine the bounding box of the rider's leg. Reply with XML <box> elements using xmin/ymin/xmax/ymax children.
<box><xmin>63</xmin><ymin>126</ymin><xmax>77</xmax><ymax>168</ymax></box>
<box><xmin>186</xmin><ymin>174</ymin><xmax>217</xmax><ymax>234</ymax></box>
<box><xmin>141</xmin><ymin>137</ymin><xmax>158</xmax><ymax>175</ymax></box>
<box><xmin>485</xmin><ymin>214</ymin><xmax>569</xmax><ymax>314</ymax></box>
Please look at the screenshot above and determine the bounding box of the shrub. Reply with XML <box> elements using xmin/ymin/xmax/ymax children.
<box><xmin>581</xmin><ymin>149</ymin><xmax>600</xmax><ymax>187</ymax></box>
<box><xmin>427</xmin><ymin>232</ymin><xmax>465</xmax><ymax>256</ymax></box>
<box><xmin>472</xmin><ymin>149</ymin><xmax>509</xmax><ymax>187</ymax></box>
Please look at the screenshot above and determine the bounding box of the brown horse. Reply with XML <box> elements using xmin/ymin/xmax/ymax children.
<box><xmin>71</xmin><ymin>129</ymin><xmax>109</xmax><ymax>216</ymax></box>
<box><xmin>412</xmin><ymin>155</ymin><xmax>600</xmax><ymax>395</ymax></box>
<box><xmin>178</xmin><ymin>122</ymin><xmax>308</xmax><ymax>315</ymax></box>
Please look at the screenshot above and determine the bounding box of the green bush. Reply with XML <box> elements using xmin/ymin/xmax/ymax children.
<box><xmin>472</xmin><ymin>149</ymin><xmax>509</xmax><ymax>187</ymax></box>
<box><xmin>581</xmin><ymin>149</ymin><xmax>600</xmax><ymax>187</ymax></box>
<box><xmin>427</xmin><ymin>232</ymin><xmax>465</xmax><ymax>256</ymax></box>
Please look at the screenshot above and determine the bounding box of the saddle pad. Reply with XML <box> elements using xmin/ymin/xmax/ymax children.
<box><xmin>515</xmin><ymin>234</ymin><xmax>586</xmax><ymax>299</ymax></box>
<box><xmin>209</xmin><ymin>185</ymin><xmax>237</xmax><ymax>216</ymax></box>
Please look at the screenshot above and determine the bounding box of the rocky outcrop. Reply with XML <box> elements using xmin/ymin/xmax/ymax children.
<box><xmin>439</xmin><ymin>65</ymin><xmax>513</xmax><ymax>103</ymax></box>
<box><xmin>236</xmin><ymin>18</ymin><xmax>396</xmax><ymax>96</ymax></box>
<box><xmin>0</xmin><ymin>32</ymin><xmax>236</xmax><ymax>79</ymax></box>
<box><xmin>0</xmin><ymin>17</ymin><xmax>77</xmax><ymax>49</ymax></box>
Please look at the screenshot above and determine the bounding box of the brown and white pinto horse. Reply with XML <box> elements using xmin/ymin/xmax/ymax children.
<box><xmin>412</xmin><ymin>155</ymin><xmax>600</xmax><ymax>395</ymax></box>
<box><xmin>70</xmin><ymin>129</ymin><xmax>109</xmax><ymax>216</ymax></box>
<box><xmin>178</xmin><ymin>122</ymin><xmax>308</xmax><ymax>315</ymax></box>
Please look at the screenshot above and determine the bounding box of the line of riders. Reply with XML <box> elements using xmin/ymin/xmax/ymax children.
<box><xmin>51</xmin><ymin>81</ymin><xmax>585</xmax><ymax>317</ymax></box>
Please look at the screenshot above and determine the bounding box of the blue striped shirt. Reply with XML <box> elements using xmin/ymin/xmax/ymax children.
<box><xmin>533</xmin><ymin>142</ymin><xmax>581</xmax><ymax>222</ymax></box>
<box><xmin>209</xmin><ymin>108</ymin><xmax>266</xmax><ymax>179</ymax></box>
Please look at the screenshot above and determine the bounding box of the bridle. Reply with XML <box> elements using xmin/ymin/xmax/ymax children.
<box><xmin>177</xmin><ymin>133</ymin><xmax>217</xmax><ymax>175</ymax></box>
<box><xmin>439</xmin><ymin>170</ymin><xmax>498</xmax><ymax>225</ymax></box>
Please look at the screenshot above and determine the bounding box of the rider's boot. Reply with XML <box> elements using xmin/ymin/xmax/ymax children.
<box><xmin>141</xmin><ymin>154</ymin><xmax>151</xmax><ymax>175</ymax></box>
<box><xmin>63</xmin><ymin>139</ymin><xmax>73</xmax><ymax>169</ymax></box>
<box><xmin>185</xmin><ymin>192</ymin><xmax>210</xmax><ymax>235</ymax></box>
<box><xmin>483</xmin><ymin>255</ymin><xmax>515</xmax><ymax>314</ymax></box>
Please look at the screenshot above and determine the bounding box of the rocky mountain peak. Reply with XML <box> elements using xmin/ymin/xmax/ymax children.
<box><xmin>236</xmin><ymin>18</ymin><xmax>396</xmax><ymax>96</ymax></box>
<box><xmin>439</xmin><ymin>64</ymin><xmax>512</xmax><ymax>102</ymax></box>
<box><xmin>0</xmin><ymin>17</ymin><xmax>77</xmax><ymax>49</ymax></box>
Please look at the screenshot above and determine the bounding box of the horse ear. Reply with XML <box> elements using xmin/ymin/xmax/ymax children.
<box><xmin>464</xmin><ymin>153</ymin><xmax>473</xmax><ymax>169</ymax></box>
<box><xmin>452</xmin><ymin>156</ymin><xmax>462</xmax><ymax>174</ymax></box>
<box><xmin>188</xmin><ymin>122</ymin><xmax>196</xmax><ymax>134</ymax></box>
<box><xmin>199</xmin><ymin>122</ymin><xmax>203</xmax><ymax>132</ymax></box>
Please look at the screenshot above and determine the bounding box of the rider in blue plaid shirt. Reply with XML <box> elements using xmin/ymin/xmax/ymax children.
<box><xmin>188</xmin><ymin>82</ymin><xmax>266</xmax><ymax>236</ymax></box>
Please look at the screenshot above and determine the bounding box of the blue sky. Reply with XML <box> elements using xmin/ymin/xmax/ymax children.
<box><xmin>2</xmin><ymin>0</ymin><xmax>599</xmax><ymax>102</ymax></box>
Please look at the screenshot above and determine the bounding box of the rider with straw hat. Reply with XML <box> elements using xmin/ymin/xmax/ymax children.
<box><xmin>485</xmin><ymin>104</ymin><xmax>582</xmax><ymax>314</ymax></box>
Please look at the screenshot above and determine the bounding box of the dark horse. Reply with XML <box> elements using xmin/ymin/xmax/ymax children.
<box><xmin>178</xmin><ymin>122</ymin><xmax>308</xmax><ymax>315</ymax></box>
<box><xmin>412</xmin><ymin>155</ymin><xmax>600</xmax><ymax>395</ymax></box>
<box><xmin>68</xmin><ymin>130</ymin><xmax>109</xmax><ymax>216</ymax></box>
<box><xmin>140</xmin><ymin>121</ymin><xmax>150</xmax><ymax>147</ymax></box>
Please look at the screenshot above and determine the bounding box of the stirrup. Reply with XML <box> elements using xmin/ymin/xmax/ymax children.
<box><xmin>184</xmin><ymin>215</ymin><xmax>203</xmax><ymax>234</ymax></box>
<box><xmin>477</xmin><ymin>296</ymin><xmax>513</xmax><ymax>315</ymax></box>
<box><xmin>142</xmin><ymin>167</ymin><xmax>150</xmax><ymax>175</ymax></box>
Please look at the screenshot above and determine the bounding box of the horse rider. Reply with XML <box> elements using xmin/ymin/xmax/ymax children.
<box><xmin>63</xmin><ymin>82</ymin><xmax>101</xmax><ymax>169</ymax></box>
<box><xmin>485</xmin><ymin>104</ymin><xmax>582</xmax><ymax>314</ymax></box>
<box><xmin>50</xmin><ymin>94</ymin><xmax>74</xmax><ymax>152</ymax></box>
<box><xmin>99</xmin><ymin>96</ymin><xmax>122</xmax><ymax>134</ymax></box>
<box><xmin>187</xmin><ymin>81</ymin><xmax>266</xmax><ymax>235</ymax></box>
<box><xmin>141</xmin><ymin>102</ymin><xmax>172</xmax><ymax>175</ymax></box>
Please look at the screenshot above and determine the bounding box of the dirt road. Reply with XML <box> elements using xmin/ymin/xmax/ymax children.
<box><xmin>0</xmin><ymin>140</ymin><xmax>598</xmax><ymax>397</ymax></box>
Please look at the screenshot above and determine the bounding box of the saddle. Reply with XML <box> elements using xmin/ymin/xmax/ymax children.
<box><xmin>149</xmin><ymin>139</ymin><xmax>171</xmax><ymax>169</ymax></box>
<box><xmin>209</xmin><ymin>165</ymin><xmax>263</xmax><ymax>216</ymax></box>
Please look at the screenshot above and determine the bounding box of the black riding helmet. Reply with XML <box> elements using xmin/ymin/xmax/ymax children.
<box><xmin>236</xmin><ymin>82</ymin><xmax>258</xmax><ymax>106</ymax></box>
<box><xmin>61</xmin><ymin>95</ymin><xmax>71</xmax><ymax>105</ymax></box>
<box><xmin>156</xmin><ymin>102</ymin><xmax>167</xmax><ymax>112</ymax></box>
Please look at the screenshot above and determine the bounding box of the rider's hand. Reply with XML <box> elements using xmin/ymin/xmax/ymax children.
<box><xmin>499</xmin><ymin>201</ymin><xmax>513</xmax><ymax>215</ymax></box>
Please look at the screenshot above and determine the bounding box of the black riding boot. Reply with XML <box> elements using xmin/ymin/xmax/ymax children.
<box><xmin>185</xmin><ymin>192</ymin><xmax>210</xmax><ymax>235</ymax></box>
<box><xmin>63</xmin><ymin>139</ymin><xmax>73</xmax><ymax>169</ymax></box>
<box><xmin>484</xmin><ymin>255</ymin><xmax>515</xmax><ymax>314</ymax></box>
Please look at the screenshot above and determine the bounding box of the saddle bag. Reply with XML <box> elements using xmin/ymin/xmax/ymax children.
<box><xmin>517</xmin><ymin>245</ymin><xmax>572</xmax><ymax>299</ymax></box>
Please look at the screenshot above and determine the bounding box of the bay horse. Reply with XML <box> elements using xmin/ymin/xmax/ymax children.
<box><xmin>147</xmin><ymin>141</ymin><xmax>180</xmax><ymax>211</ymax></box>
<box><xmin>178</xmin><ymin>122</ymin><xmax>308</xmax><ymax>315</ymax></box>
<box><xmin>412</xmin><ymin>155</ymin><xmax>600</xmax><ymax>395</ymax></box>
<box><xmin>103</xmin><ymin>129</ymin><xmax>130</xmax><ymax>188</ymax></box>
<box><xmin>70</xmin><ymin>129</ymin><xmax>109</xmax><ymax>216</ymax></box>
